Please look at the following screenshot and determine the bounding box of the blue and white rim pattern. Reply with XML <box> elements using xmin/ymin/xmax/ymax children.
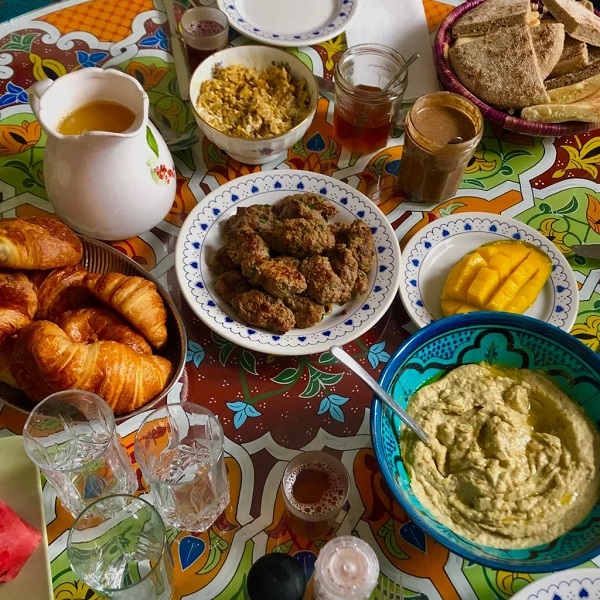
<box><xmin>216</xmin><ymin>0</ymin><xmax>357</xmax><ymax>46</ymax></box>
<box><xmin>176</xmin><ymin>170</ymin><xmax>400</xmax><ymax>355</ymax></box>
<box><xmin>400</xmin><ymin>213</ymin><xmax>577</xmax><ymax>331</ymax></box>
<box><xmin>512</xmin><ymin>569</ymin><xmax>600</xmax><ymax>599</ymax></box>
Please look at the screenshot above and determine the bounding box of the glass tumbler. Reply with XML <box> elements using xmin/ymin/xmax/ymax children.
<box><xmin>334</xmin><ymin>44</ymin><xmax>408</xmax><ymax>154</ymax></box>
<box><xmin>281</xmin><ymin>450</ymin><xmax>350</xmax><ymax>540</ymax></box>
<box><xmin>134</xmin><ymin>403</ymin><xmax>230</xmax><ymax>532</ymax></box>
<box><xmin>180</xmin><ymin>6</ymin><xmax>229</xmax><ymax>73</ymax></box>
<box><xmin>67</xmin><ymin>494</ymin><xmax>174</xmax><ymax>600</ymax></box>
<box><xmin>23</xmin><ymin>390</ymin><xmax>137</xmax><ymax>518</ymax></box>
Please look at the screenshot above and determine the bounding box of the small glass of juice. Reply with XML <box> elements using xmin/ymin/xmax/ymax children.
<box><xmin>281</xmin><ymin>450</ymin><xmax>350</xmax><ymax>540</ymax></box>
<box><xmin>180</xmin><ymin>6</ymin><xmax>229</xmax><ymax>73</ymax></box>
<box><xmin>334</xmin><ymin>44</ymin><xmax>408</xmax><ymax>154</ymax></box>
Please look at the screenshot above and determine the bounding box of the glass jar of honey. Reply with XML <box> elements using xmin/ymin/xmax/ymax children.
<box><xmin>334</xmin><ymin>44</ymin><xmax>408</xmax><ymax>154</ymax></box>
<box><xmin>396</xmin><ymin>91</ymin><xmax>483</xmax><ymax>203</ymax></box>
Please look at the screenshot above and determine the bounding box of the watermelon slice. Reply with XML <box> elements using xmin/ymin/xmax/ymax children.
<box><xmin>0</xmin><ymin>499</ymin><xmax>42</xmax><ymax>583</ymax></box>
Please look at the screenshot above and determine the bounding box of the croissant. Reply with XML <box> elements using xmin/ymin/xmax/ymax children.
<box><xmin>83</xmin><ymin>272</ymin><xmax>168</xmax><ymax>349</ymax></box>
<box><xmin>0</xmin><ymin>271</ymin><xmax>37</xmax><ymax>342</ymax></box>
<box><xmin>0</xmin><ymin>336</ymin><xmax>18</xmax><ymax>388</ymax></box>
<box><xmin>0</xmin><ymin>216</ymin><xmax>82</xmax><ymax>269</ymax></box>
<box><xmin>36</xmin><ymin>264</ymin><xmax>96</xmax><ymax>321</ymax></box>
<box><xmin>10</xmin><ymin>321</ymin><xmax>173</xmax><ymax>415</ymax></box>
<box><xmin>57</xmin><ymin>307</ymin><xmax>152</xmax><ymax>356</ymax></box>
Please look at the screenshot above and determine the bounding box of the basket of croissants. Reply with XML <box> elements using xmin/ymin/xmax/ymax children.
<box><xmin>0</xmin><ymin>215</ymin><xmax>186</xmax><ymax>418</ymax></box>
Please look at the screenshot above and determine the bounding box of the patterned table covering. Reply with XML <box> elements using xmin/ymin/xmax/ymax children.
<box><xmin>1</xmin><ymin>0</ymin><xmax>600</xmax><ymax>598</ymax></box>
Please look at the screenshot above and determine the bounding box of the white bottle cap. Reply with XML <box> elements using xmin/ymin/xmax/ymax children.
<box><xmin>313</xmin><ymin>536</ymin><xmax>379</xmax><ymax>600</ymax></box>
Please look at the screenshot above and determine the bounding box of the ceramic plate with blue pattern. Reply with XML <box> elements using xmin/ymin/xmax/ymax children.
<box><xmin>371</xmin><ymin>312</ymin><xmax>600</xmax><ymax>572</ymax></box>
<box><xmin>216</xmin><ymin>0</ymin><xmax>357</xmax><ymax>47</ymax></box>
<box><xmin>176</xmin><ymin>170</ymin><xmax>400</xmax><ymax>356</ymax></box>
<box><xmin>511</xmin><ymin>569</ymin><xmax>600</xmax><ymax>599</ymax></box>
<box><xmin>398</xmin><ymin>212</ymin><xmax>578</xmax><ymax>332</ymax></box>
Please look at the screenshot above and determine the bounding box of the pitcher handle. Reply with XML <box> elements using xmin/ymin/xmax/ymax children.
<box><xmin>28</xmin><ymin>79</ymin><xmax>54</xmax><ymax>117</ymax></box>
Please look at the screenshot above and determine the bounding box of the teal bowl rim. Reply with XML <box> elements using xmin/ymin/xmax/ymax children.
<box><xmin>370</xmin><ymin>311</ymin><xmax>600</xmax><ymax>573</ymax></box>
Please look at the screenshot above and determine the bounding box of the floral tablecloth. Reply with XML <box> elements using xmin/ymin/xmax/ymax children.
<box><xmin>1</xmin><ymin>0</ymin><xmax>600</xmax><ymax>598</ymax></box>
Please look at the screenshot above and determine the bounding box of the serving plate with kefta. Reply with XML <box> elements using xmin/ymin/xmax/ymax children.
<box><xmin>176</xmin><ymin>170</ymin><xmax>400</xmax><ymax>356</ymax></box>
<box><xmin>398</xmin><ymin>212</ymin><xmax>578</xmax><ymax>331</ymax></box>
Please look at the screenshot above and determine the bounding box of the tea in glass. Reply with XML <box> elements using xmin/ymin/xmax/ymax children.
<box><xmin>282</xmin><ymin>450</ymin><xmax>350</xmax><ymax>539</ymax></box>
<box><xmin>180</xmin><ymin>6</ymin><xmax>229</xmax><ymax>73</ymax></box>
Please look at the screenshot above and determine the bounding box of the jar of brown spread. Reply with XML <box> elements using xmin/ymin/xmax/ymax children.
<box><xmin>397</xmin><ymin>91</ymin><xmax>483</xmax><ymax>203</ymax></box>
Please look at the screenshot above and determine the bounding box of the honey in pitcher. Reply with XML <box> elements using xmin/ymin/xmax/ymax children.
<box><xmin>57</xmin><ymin>100</ymin><xmax>136</xmax><ymax>135</ymax></box>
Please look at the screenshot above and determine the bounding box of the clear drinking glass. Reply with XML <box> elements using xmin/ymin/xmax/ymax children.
<box><xmin>334</xmin><ymin>44</ymin><xmax>408</xmax><ymax>154</ymax></box>
<box><xmin>281</xmin><ymin>450</ymin><xmax>350</xmax><ymax>540</ymax></box>
<box><xmin>134</xmin><ymin>403</ymin><xmax>230</xmax><ymax>532</ymax></box>
<box><xmin>67</xmin><ymin>494</ymin><xmax>174</xmax><ymax>600</ymax></box>
<box><xmin>23</xmin><ymin>390</ymin><xmax>137</xmax><ymax>518</ymax></box>
<box><xmin>180</xmin><ymin>6</ymin><xmax>229</xmax><ymax>73</ymax></box>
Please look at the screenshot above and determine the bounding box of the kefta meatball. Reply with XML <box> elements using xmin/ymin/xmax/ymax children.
<box><xmin>273</xmin><ymin>193</ymin><xmax>338</xmax><ymax>221</ymax></box>
<box><xmin>283</xmin><ymin>295</ymin><xmax>325</xmax><ymax>328</ymax></box>
<box><xmin>347</xmin><ymin>219</ymin><xmax>376</xmax><ymax>272</ymax></box>
<box><xmin>214</xmin><ymin>271</ymin><xmax>252</xmax><ymax>303</ymax></box>
<box><xmin>256</xmin><ymin>259</ymin><xmax>307</xmax><ymax>299</ymax></box>
<box><xmin>224</xmin><ymin>226</ymin><xmax>270</xmax><ymax>266</ymax></box>
<box><xmin>300</xmin><ymin>255</ymin><xmax>346</xmax><ymax>304</ymax></box>
<box><xmin>223</xmin><ymin>204</ymin><xmax>276</xmax><ymax>239</ymax></box>
<box><xmin>231</xmin><ymin>289</ymin><xmax>296</xmax><ymax>333</ymax></box>
<box><xmin>207</xmin><ymin>246</ymin><xmax>238</xmax><ymax>276</ymax></box>
<box><xmin>269</xmin><ymin>218</ymin><xmax>335</xmax><ymax>257</ymax></box>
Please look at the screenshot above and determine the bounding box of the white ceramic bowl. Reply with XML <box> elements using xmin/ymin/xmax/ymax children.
<box><xmin>189</xmin><ymin>46</ymin><xmax>318</xmax><ymax>165</ymax></box>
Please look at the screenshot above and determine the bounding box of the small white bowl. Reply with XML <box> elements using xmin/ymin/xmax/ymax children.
<box><xmin>189</xmin><ymin>46</ymin><xmax>318</xmax><ymax>165</ymax></box>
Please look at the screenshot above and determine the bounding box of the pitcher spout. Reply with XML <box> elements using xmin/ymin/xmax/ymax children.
<box><xmin>27</xmin><ymin>67</ymin><xmax>148</xmax><ymax>140</ymax></box>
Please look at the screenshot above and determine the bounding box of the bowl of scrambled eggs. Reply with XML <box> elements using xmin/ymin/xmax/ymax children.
<box><xmin>189</xmin><ymin>45</ymin><xmax>318</xmax><ymax>165</ymax></box>
<box><xmin>371</xmin><ymin>311</ymin><xmax>600</xmax><ymax>572</ymax></box>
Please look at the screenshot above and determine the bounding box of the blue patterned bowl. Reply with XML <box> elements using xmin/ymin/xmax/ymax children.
<box><xmin>371</xmin><ymin>312</ymin><xmax>600</xmax><ymax>573</ymax></box>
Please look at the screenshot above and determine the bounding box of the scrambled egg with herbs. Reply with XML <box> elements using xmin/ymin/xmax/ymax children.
<box><xmin>196</xmin><ymin>64</ymin><xmax>312</xmax><ymax>140</ymax></box>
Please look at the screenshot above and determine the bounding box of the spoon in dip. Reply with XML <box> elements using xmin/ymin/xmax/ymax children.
<box><xmin>330</xmin><ymin>345</ymin><xmax>430</xmax><ymax>445</ymax></box>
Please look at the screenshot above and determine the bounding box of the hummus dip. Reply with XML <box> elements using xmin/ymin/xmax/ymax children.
<box><xmin>401</xmin><ymin>363</ymin><xmax>600</xmax><ymax>549</ymax></box>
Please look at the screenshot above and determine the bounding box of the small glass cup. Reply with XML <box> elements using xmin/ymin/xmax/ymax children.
<box><xmin>281</xmin><ymin>450</ymin><xmax>350</xmax><ymax>540</ymax></box>
<box><xmin>180</xmin><ymin>6</ymin><xmax>229</xmax><ymax>73</ymax></box>
<box><xmin>134</xmin><ymin>403</ymin><xmax>230</xmax><ymax>532</ymax></box>
<box><xmin>334</xmin><ymin>44</ymin><xmax>408</xmax><ymax>154</ymax></box>
<box><xmin>23</xmin><ymin>390</ymin><xmax>137</xmax><ymax>518</ymax></box>
<box><xmin>396</xmin><ymin>91</ymin><xmax>483</xmax><ymax>203</ymax></box>
<box><xmin>67</xmin><ymin>494</ymin><xmax>174</xmax><ymax>600</ymax></box>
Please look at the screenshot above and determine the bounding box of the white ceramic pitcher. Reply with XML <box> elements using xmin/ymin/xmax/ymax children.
<box><xmin>29</xmin><ymin>67</ymin><xmax>176</xmax><ymax>241</ymax></box>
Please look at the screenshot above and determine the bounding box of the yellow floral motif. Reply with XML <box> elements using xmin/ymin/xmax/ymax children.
<box><xmin>539</xmin><ymin>217</ymin><xmax>571</xmax><ymax>254</ymax></box>
<box><xmin>126</xmin><ymin>61</ymin><xmax>169</xmax><ymax>90</ymax></box>
<box><xmin>586</xmin><ymin>194</ymin><xmax>600</xmax><ymax>235</ymax></box>
<box><xmin>29</xmin><ymin>52</ymin><xmax>67</xmax><ymax>81</ymax></box>
<box><xmin>464</xmin><ymin>153</ymin><xmax>497</xmax><ymax>175</ymax></box>
<box><xmin>153</xmin><ymin>97</ymin><xmax>184</xmax><ymax>131</ymax></box>
<box><xmin>319</xmin><ymin>35</ymin><xmax>345</xmax><ymax>71</ymax></box>
<box><xmin>555</xmin><ymin>135</ymin><xmax>600</xmax><ymax>179</ymax></box>
<box><xmin>55</xmin><ymin>579</ymin><xmax>101</xmax><ymax>600</ymax></box>
<box><xmin>0</xmin><ymin>120</ymin><xmax>42</xmax><ymax>157</ymax></box>
<box><xmin>571</xmin><ymin>315</ymin><xmax>600</xmax><ymax>351</ymax></box>
<box><xmin>496</xmin><ymin>570</ymin><xmax>534</xmax><ymax>597</ymax></box>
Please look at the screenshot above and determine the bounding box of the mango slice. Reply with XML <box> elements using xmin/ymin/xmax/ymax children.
<box><xmin>440</xmin><ymin>240</ymin><xmax>552</xmax><ymax>317</ymax></box>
